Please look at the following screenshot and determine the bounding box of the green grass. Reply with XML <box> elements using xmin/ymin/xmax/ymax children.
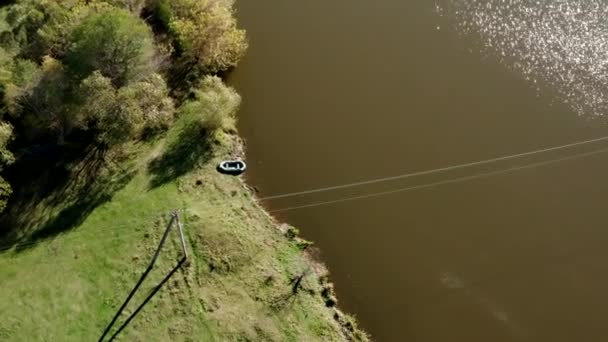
<box><xmin>0</xmin><ymin>111</ymin><xmax>367</xmax><ymax>341</ymax></box>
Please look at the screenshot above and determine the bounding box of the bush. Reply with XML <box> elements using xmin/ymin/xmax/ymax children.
<box><xmin>180</xmin><ymin>76</ymin><xmax>240</xmax><ymax>134</ymax></box>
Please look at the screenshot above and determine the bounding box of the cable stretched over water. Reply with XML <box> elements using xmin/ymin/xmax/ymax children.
<box><xmin>261</xmin><ymin>135</ymin><xmax>608</xmax><ymax>201</ymax></box>
<box><xmin>270</xmin><ymin>146</ymin><xmax>608</xmax><ymax>213</ymax></box>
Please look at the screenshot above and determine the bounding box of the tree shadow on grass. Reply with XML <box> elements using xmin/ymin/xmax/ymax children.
<box><xmin>0</xmin><ymin>147</ymin><xmax>135</xmax><ymax>251</ymax></box>
<box><xmin>22</xmin><ymin>169</ymin><xmax>136</xmax><ymax>248</ymax></box>
<box><xmin>147</xmin><ymin>122</ymin><xmax>212</xmax><ymax>189</ymax></box>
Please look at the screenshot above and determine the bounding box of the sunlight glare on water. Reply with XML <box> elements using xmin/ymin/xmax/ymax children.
<box><xmin>439</xmin><ymin>0</ymin><xmax>608</xmax><ymax>117</ymax></box>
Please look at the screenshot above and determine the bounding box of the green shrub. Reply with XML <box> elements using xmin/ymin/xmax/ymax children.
<box><xmin>190</xmin><ymin>76</ymin><xmax>240</xmax><ymax>133</ymax></box>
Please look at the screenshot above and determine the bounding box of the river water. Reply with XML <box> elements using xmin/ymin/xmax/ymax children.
<box><xmin>230</xmin><ymin>1</ymin><xmax>608</xmax><ymax>341</ymax></box>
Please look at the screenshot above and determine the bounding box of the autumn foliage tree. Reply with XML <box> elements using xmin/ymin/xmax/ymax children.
<box><xmin>78</xmin><ymin>71</ymin><xmax>174</xmax><ymax>146</ymax></box>
<box><xmin>167</xmin><ymin>0</ymin><xmax>247</xmax><ymax>73</ymax></box>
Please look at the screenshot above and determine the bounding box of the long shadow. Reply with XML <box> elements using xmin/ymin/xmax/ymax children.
<box><xmin>22</xmin><ymin>168</ymin><xmax>135</xmax><ymax>248</ymax></box>
<box><xmin>147</xmin><ymin>122</ymin><xmax>212</xmax><ymax>188</ymax></box>
<box><xmin>0</xmin><ymin>146</ymin><xmax>135</xmax><ymax>251</ymax></box>
<box><xmin>0</xmin><ymin>143</ymin><xmax>78</xmax><ymax>241</ymax></box>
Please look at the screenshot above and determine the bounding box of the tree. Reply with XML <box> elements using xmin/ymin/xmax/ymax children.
<box><xmin>4</xmin><ymin>0</ymin><xmax>83</xmax><ymax>59</ymax></box>
<box><xmin>36</xmin><ymin>2</ymin><xmax>115</xmax><ymax>59</ymax></box>
<box><xmin>77</xmin><ymin>70</ymin><xmax>117</xmax><ymax>124</ymax></box>
<box><xmin>169</xmin><ymin>0</ymin><xmax>247</xmax><ymax>73</ymax></box>
<box><xmin>5</xmin><ymin>1</ymin><xmax>47</xmax><ymax>52</ymax></box>
<box><xmin>18</xmin><ymin>56</ymin><xmax>71</xmax><ymax>140</ymax></box>
<box><xmin>77</xmin><ymin>71</ymin><xmax>174</xmax><ymax>146</ymax></box>
<box><xmin>2</xmin><ymin>56</ymin><xmax>88</xmax><ymax>142</ymax></box>
<box><xmin>77</xmin><ymin>71</ymin><xmax>140</xmax><ymax>147</ymax></box>
<box><xmin>117</xmin><ymin>73</ymin><xmax>174</xmax><ymax>134</ymax></box>
<box><xmin>1</xmin><ymin>58</ymin><xmax>42</xmax><ymax>119</ymax></box>
<box><xmin>96</xmin><ymin>97</ymin><xmax>145</xmax><ymax>147</ymax></box>
<box><xmin>66</xmin><ymin>8</ymin><xmax>156</xmax><ymax>87</ymax></box>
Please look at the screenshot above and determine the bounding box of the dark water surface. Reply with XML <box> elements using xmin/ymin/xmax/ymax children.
<box><xmin>230</xmin><ymin>1</ymin><xmax>608</xmax><ymax>341</ymax></box>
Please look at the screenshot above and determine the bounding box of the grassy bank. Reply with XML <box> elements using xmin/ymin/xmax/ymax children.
<box><xmin>0</xmin><ymin>0</ymin><xmax>368</xmax><ymax>340</ymax></box>
<box><xmin>0</xmin><ymin>109</ymin><xmax>367</xmax><ymax>341</ymax></box>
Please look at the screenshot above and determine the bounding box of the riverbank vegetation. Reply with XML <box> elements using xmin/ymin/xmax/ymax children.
<box><xmin>0</xmin><ymin>0</ymin><xmax>367</xmax><ymax>340</ymax></box>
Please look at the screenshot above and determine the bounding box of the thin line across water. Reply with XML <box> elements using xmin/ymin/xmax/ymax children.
<box><xmin>270</xmin><ymin>147</ymin><xmax>608</xmax><ymax>213</ymax></box>
<box><xmin>260</xmin><ymin>135</ymin><xmax>608</xmax><ymax>201</ymax></box>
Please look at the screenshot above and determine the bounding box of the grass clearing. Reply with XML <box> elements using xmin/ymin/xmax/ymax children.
<box><xmin>0</xmin><ymin>110</ymin><xmax>367</xmax><ymax>341</ymax></box>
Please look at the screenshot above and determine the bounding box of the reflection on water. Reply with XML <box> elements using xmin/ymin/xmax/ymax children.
<box><xmin>440</xmin><ymin>0</ymin><xmax>608</xmax><ymax>117</ymax></box>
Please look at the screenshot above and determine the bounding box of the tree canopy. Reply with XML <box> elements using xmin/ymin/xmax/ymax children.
<box><xmin>77</xmin><ymin>71</ymin><xmax>174</xmax><ymax>146</ymax></box>
<box><xmin>168</xmin><ymin>0</ymin><xmax>247</xmax><ymax>73</ymax></box>
<box><xmin>0</xmin><ymin>0</ymin><xmax>246</xmax><ymax>213</ymax></box>
<box><xmin>66</xmin><ymin>8</ymin><xmax>156</xmax><ymax>87</ymax></box>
